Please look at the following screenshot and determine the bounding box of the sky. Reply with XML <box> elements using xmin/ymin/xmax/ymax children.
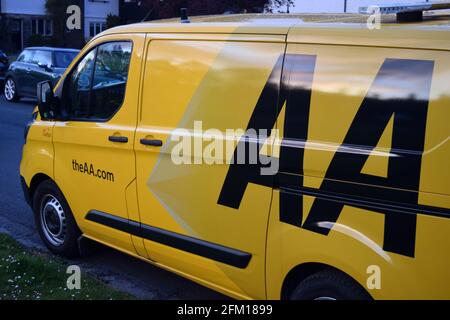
<box><xmin>279</xmin><ymin>0</ymin><xmax>427</xmax><ymax>13</ymax></box>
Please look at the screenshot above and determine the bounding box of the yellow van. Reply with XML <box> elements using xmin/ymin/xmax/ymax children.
<box><xmin>20</xmin><ymin>11</ymin><xmax>450</xmax><ymax>300</ymax></box>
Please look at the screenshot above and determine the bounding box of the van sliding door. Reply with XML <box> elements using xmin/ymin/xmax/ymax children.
<box><xmin>134</xmin><ymin>34</ymin><xmax>286</xmax><ymax>299</ymax></box>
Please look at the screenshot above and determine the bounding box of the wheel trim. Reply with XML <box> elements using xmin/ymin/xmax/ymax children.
<box><xmin>40</xmin><ymin>194</ymin><xmax>67</xmax><ymax>247</ymax></box>
<box><xmin>4</xmin><ymin>79</ymin><xmax>15</xmax><ymax>100</ymax></box>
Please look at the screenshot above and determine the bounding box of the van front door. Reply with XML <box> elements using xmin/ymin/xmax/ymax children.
<box><xmin>134</xmin><ymin>35</ymin><xmax>286</xmax><ymax>299</ymax></box>
<box><xmin>53</xmin><ymin>35</ymin><xmax>145</xmax><ymax>254</ymax></box>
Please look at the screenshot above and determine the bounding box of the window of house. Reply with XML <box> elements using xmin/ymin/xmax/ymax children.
<box><xmin>32</xmin><ymin>19</ymin><xmax>53</xmax><ymax>36</ymax></box>
<box><xmin>89</xmin><ymin>22</ymin><xmax>107</xmax><ymax>38</ymax></box>
<box><xmin>64</xmin><ymin>41</ymin><xmax>132</xmax><ymax>121</ymax></box>
<box><xmin>45</xmin><ymin>19</ymin><xmax>52</xmax><ymax>36</ymax></box>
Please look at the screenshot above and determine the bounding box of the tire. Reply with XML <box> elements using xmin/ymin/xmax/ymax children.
<box><xmin>290</xmin><ymin>269</ymin><xmax>372</xmax><ymax>300</ymax></box>
<box><xmin>4</xmin><ymin>77</ymin><xmax>20</xmax><ymax>102</ymax></box>
<box><xmin>32</xmin><ymin>180</ymin><xmax>81</xmax><ymax>258</ymax></box>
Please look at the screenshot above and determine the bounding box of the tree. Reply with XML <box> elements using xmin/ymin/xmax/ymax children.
<box><xmin>106</xmin><ymin>14</ymin><xmax>121</xmax><ymax>29</ymax></box>
<box><xmin>45</xmin><ymin>0</ymin><xmax>85</xmax><ymax>48</ymax></box>
<box><xmin>138</xmin><ymin>0</ymin><xmax>282</xmax><ymax>21</ymax></box>
<box><xmin>45</xmin><ymin>0</ymin><xmax>72</xmax><ymax>46</ymax></box>
<box><xmin>0</xmin><ymin>18</ymin><xmax>9</xmax><ymax>46</ymax></box>
<box><xmin>266</xmin><ymin>0</ymin><xmax>295</xmax><ymax>13</ymax></box>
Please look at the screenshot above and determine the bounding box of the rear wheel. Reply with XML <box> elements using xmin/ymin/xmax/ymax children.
<box><xmin>290</xmin><ymin>269</ymin><xmax>372</xmax><ymax>300</ymax></box>
<box><xmin>32</xmin><ymin>180</ymin><xmax>81</xmax><ymax>258</ymax></box>
<box><xmin>4</xmin><ymin>77</ymin><xmax>20</xmax><ymax>102</ymax></box>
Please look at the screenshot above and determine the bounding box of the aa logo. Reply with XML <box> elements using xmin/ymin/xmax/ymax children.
<box><xmin>219</xmin><ymin>54</ymin><xmax>437</xmax><ymax>258</ymax></box>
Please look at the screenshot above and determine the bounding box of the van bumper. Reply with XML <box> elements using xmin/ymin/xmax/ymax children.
<box><xmin>20</xmin><ymin>176</ymin><xmax>31</xmax><ymax>206</ymax></box>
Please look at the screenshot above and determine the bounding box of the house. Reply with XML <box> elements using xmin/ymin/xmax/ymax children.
<box><xmin>0</xmin><ymin>0</ymin><xmax>119</xmax><ymax>52</ymax></box>
<box><xmin>85</xmin><ymin>0</ymin><xmax>119</xmax><ymax>39</ymax></box>
<box><xmin>276</xmin><ymin>0</ymin><xmax>431</xmax><ymax>13</ymax></box>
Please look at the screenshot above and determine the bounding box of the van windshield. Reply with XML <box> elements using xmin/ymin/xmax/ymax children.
<box><xmin>54</xmin><ymin>51</ymin><xmax>79</xmax><ymax>68</ymax></box>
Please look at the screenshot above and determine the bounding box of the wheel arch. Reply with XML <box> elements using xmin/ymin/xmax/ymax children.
<box><xmin>280</xmin><ymin>262</ymin><xmax>372</xmax><ymax>300</ymax></box>
<box><xmin>29</xmin><ymin>173</ymin><xmax>53</xmax><ymax>202</ymax></box>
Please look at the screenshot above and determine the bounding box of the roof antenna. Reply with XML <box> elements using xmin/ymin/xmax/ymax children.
<box><xmin>180</xmin><ymin>8</ymin><xmax>190</xmax><ymax>23</ymax></box>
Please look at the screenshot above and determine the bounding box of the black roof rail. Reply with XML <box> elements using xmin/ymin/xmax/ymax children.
<box><xmin>180</xmin><ymin>8</ymin><xmax>190</xmax><ymax>23</ymax></box>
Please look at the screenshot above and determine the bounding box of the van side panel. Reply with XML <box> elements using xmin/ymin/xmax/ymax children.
<box><xmin>266</xmin><ymin>44</ymin><xmax>450</xmax><ymax>299</ymax></box>
<box><xmin>135</xmin><ymin>35</ymin><xmax>285</xmax><ymax>299</ymax></box>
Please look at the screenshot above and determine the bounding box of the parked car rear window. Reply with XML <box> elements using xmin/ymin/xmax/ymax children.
<box><xmin>32</xmin><ymin>50</ymin><xmax>52</xmax><ymax>66</ymax></box>
<box><xmin>54</xmin><ymin>51</ymin><xmax>78</xmax><ymax>68</ymax></box>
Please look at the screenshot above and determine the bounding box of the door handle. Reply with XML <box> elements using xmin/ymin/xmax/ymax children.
<box><xmin>140</xmin><ymin>138</ymin><xmax>163</xmax><ymax>147</ymax></box>
<box><xmin>108</xmin><ymin>135</ymin><xmax>128</xmax><ymax>143</ymax></box>
<box><xmin>26</xmin><ymin>68</ymin><xmax>31</xmax><ymax>73</ymax></box>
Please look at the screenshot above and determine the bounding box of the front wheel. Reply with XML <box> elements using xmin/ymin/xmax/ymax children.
<box><xmin>32</xmin><ymin>180</ymin><xmax>81</xmax><ymax>258</ymax></box>
<box><xmin>290</xmin><ymin>269</ymin><xmax>372</xmax><ymax>300</ymax></box>
<box><xmin>4</xmin><ymin>78</ymin><xmax>20</xmax><ymax>102</ymax></box>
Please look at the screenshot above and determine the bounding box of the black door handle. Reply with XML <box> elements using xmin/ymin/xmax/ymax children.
<box><xmin>108</xmin><ymin>135</ymin><xmax>128</xmax><ymax>143</ymax></box>
<box><xmin>140</xmin><ymin>139</ymin><xmax>163</xmax><ymax>147</ymax></box>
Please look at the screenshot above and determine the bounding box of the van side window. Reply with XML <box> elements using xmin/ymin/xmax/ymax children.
<box><xmin>66</xmin><ymin>50</ymin><xmax>96</xmax><ymax>119</ymax></box>
<box><xmin>90</xmin><ymin>42</ymin><xmax>132</xmax><ymax>119</ymax></box>
<box><xmin>64</xmin><ymin>41</ymin><xmax>132</xmax><ymax>121</ymax></box>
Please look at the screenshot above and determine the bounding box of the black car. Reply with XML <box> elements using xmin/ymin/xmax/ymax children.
<box><xmin>4</xmin><ymin>47</ymin><xmax>79</xmax><ymax>102</ymax></box>
<box><xmin>0</xmin><ymin>50</ymin><xmax>8</xmax><ymax>84</ymax></box>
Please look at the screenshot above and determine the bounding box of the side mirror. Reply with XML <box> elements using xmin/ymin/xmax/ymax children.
<box><xmin>37</xmin><ymin>81</ymin><xmax>56</xmax><ymax>119</ymax></box>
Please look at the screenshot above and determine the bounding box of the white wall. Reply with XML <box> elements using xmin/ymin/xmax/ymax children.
<box><xmin>285</xmin><ymin>0</ymin><xmax>429</xmax><ymax>13</ymax></box>
<box><xmin>1</xmin><ymin>0</ymin><xmax>46</xmax><ymax>15</ymax></box>
<box><xmin>85</xmin><ymin>0</ymin><xmax>118</xmax><ymax>19</ymax></box>
<box><xmin>347</xmin><ymin>0</ymin><xmax>428</xmax><ymax>13</ymax></box>
<box><xmin>287</xmin><ymin>0</ymin><xmax>345</xmax><ymax>13</ymax></box>
<box><xmin>84</xmin><ymin>0</ymin><xmax>119</xmax><ymax>39</ymax></box>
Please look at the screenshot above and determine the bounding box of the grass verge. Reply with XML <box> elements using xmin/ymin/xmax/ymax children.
<box><xmin>0</xmin><ymin>233</ymin><xmax>133</xmax><ymax>300</ymax></box>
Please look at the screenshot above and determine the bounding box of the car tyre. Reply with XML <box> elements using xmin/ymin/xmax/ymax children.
<box><xmin>290</xmin><ymin>269</ymin><xmax>372</xmax><ymax>300</ymax></box>
<box><xmin>32</xmin><ymin>180</ymin><xmax>81</xmax><ymax>258</ymax></box>
<box><xmin>4</xmin><ymin>77</ymin><xmax>20</xmax><ymax>102</ymax></box>
<box><xmin>3</xmin><ymin>77</ymin><xmax>20</xmax><ymax>102</ymax></box>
